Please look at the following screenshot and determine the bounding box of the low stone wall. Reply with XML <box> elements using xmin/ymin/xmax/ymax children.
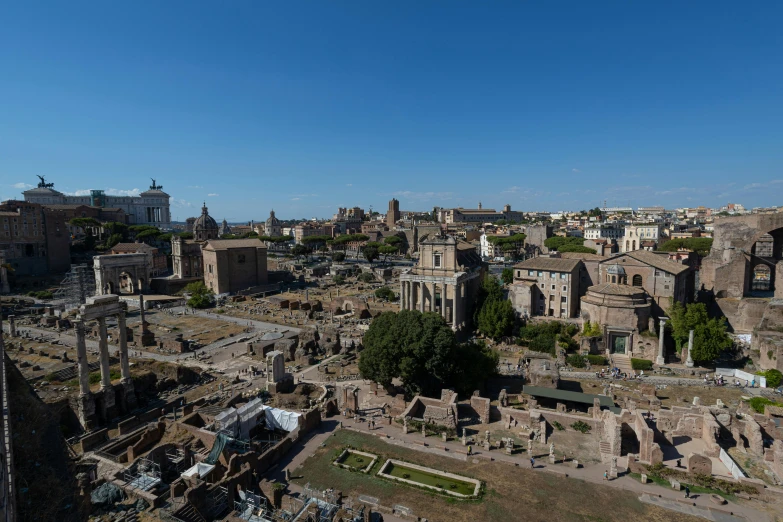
<box><xmin>78</xmin><ymin>428</ymin><xmax>109</xmax><ymax>453</ymax></box>
<box><xmin>376</xmin><ymin>459</ymin><xmax>481</xmax><ymax>498</ymax></box>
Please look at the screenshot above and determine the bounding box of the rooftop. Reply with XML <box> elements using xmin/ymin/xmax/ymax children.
<box><xmin>586</xmin><ymin>282</ymin><xmax>646</xmax><ymax>296</ymax></box>
<box><xmin>203</xmin><ymin>238</ymin><xmax>267</xmax><ymax>250</ymax></box>
<box><xmin>612</xmin><ymin>249</ymin><xmax>690</xmax><ymax>275</ymax></box>
<box><xmin>522</xmin><ymin>385</ymin><xmax>620</xmax><ymax>413</ymax></box>
<box><xmin>514</xmin><ymin>257</ymin><xmax>581</xmax><ymax>272</ymax></box>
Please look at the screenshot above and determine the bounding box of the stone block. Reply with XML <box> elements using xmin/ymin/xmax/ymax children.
<box><xmin>686</xmin><ymin>452</ymin><xmax>712</xmax><ymax>476</ymax></box>
<box><xmin>640</xmin><ymin>473</ymin><xmax>648</xmax><ymax>483</ymax></box>
<box><xmin>670</xmin><ymin>479</ymin><xmax>681</xmax><ymax>490</ymax></box>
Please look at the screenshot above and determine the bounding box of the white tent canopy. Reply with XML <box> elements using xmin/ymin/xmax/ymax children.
<box><xmin>214</xmin><ymin>398</ymin><xmax>301</xmax><ymax>439</ymax></box>
<box><xmin>182</xmin><ymin>462</ymin><xmax>215</xmax><ymax>479</ymax></box>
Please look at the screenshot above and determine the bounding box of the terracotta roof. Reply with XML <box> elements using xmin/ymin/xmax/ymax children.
<box><xmin>456</xmin><ymin>240</ymin><xmax>477</xmax><ymax>251</ymax></box>
<box><xmin>586</xmin><ymin>282</ymin><xmax>646</xmax><ymax>296</ymax></box>
<box><xmin>514</xmin><ymin>257</ymin><xmax>581</xmax><ymax>272</ymax></box>
<box><xmin>204</xmin><ymin>238</ymin><xmax>267</xmax><ymax>250</ymax></box>
<box><xmin>560</xmin><ymin>252</ymin><xmax>606</xmax><ymax>261</ymax></box>
<box><xmin>111</xmin><ymin>243</ymin><xmax>155</xmax><ymax>252</ymax></box>
<box><xmin>614</xmin><ymin>250</ymin><xmax>690</xmax><ymax>275</ymax></box>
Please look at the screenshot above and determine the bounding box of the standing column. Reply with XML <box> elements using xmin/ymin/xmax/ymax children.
<box><xmin>685</xmin><ymin>329</ymin><xmax>695</xmax><ymax>368</ymax></box>
<box><xmin>656</xmin><ymin>317</ymin><xmax>667</xmax><ymax>365</ymax></box>
<box><xmin>399</xmin><ymin>280</ymin><xmax>405</xmax><ymax>310</ymax></box>
<box><xmin>441</xmin><ymin>283</ymin><xmax>449</xmax><ymax>321</ymax></box>
<box><xmin>8</xmin><ymin>315</ymin><xmax>16</xmax><ymax>337</ymax></box>
<box><xmin>75</xmin><ymin>320</ymin><xmax>91</xmax><ymax>396</ymax></box>
<box><xmin>118</xmin><ymin>312</ymin><xmax>131</xmax><ymax>382</ymax></box>
<box><xmin>98</xmin><ymin>317</ymin><xmax>112</xmax><ymax>390</ymax></box>
<box><xmin>428</xmin><ymin>283</ymin><xmax>435</xmax><ymax>312</ymax></box>
<box><xmin>454</xmin><ymin>283</ymin><xmax>462</xmax><ymax>328</ymax></box>
<box><xmin>419</xmin><ymin>282</ymin><xmax>425</xmax><ymax>313</ymax></box>
<box><xmin>408</xmin><ymin>281</ymin><xmax>413</xmax><ymax>310</ymax></box>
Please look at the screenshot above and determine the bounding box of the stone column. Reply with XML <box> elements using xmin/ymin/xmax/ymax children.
<box><xmin>685</xmin><ymin>329</ymin><xmax>695</xmax><ymax>368</ymax></box>
<box><xmin>419</xmin><ymin>282</ymin><xmax>425</xmax><ymax>313</ymax></box>
<box><xmin>118</xmin><ymin>312</ymin><xmax>131</xmax><ymax>382</ymax></box>
<box><xmin>8</xmin><ymin>315</ymin><xmax>16</xmax><ymax>337</ymax></box>
<box><xmin>75</xmin><ymin>321</ymin><xmax>91</xmax><ymax>396</ymax></box>
<box><xmin>407</xmin><ymin>282</ymin><xmax>413</xmax><ymax>310</ymax></box>
<box><xmin>441</xmin><ymin>283</ymin><xmax>449</xmax><ymax>321</ymax></box>
<box><xmin>399</xmin><ymin>280</ymin><xmax>405</xmax><ymax>311</ymax></box>
<box><xmin>429</xmin><ymin>282</ymin><xmax>436</xmax><ymax>312</ymax></box>
<box><xmin>656</xmin><ymin>317</ymin><xmax>667</xmax><ymax>365</ymax></box>
<box><xmin>98</xmin><ymin>317</ymin><xmax>111</xmax><ymax>390</ymax></box>
<box><xmin>454</xmin><ymin>283</ymin><xmax>462</xmax><ymax>329</ymax></box>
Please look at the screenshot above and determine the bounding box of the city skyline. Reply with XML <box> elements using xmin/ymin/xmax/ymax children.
<box><xmin>2</xmin><ymin>2</ymin><xmax>783</xmax><ymax>219</ymax></box>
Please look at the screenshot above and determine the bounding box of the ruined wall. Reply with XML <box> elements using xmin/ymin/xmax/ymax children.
<box><xmin>470</xmin><ymin>395</ymin><xmax>491</xmax><ymax>424</ymax></box>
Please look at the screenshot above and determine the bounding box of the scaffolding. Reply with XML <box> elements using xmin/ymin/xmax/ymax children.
<box><xmin>204</xmin><ymin>485</ymin><xmax>229</xmax><ymax>518</ymax></box>
<box><xmin>122</xmin><ymin>457</ymin><xmax>162</xmax><ymax>492</ymax></box>
<box><xmin>165</xmin><ymin>447</ymin><xmax>186</xmax><ymax>474</ymax></box>
<box><xmin>53</xmin><ymin>264</ymin><xmax>95</xmax><ymax>311</ymax></box>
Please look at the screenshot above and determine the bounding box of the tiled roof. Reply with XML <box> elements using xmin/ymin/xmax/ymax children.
<box><xmin>560</xmin><ymin>252</ymin><xmax>606</xmax><ymax>261</ymax></box>
<box><xmin>204</xmin><ymin>238</ymin><xmax>266</xmax><ymax>250</ymax></box>
<box><xmin>514</xmin><ymin>257</ymin><xmax>581</xmax><ymax>272</ymax></box>
<box><xmin>587</xmin><ymin>282</ymin><xmax>646</xmax><ymax>296</ymax></box>
<box><xmin>613</xmin><ymin>250</ymin><xmax>690</xmax><ymax>275</ymax></box>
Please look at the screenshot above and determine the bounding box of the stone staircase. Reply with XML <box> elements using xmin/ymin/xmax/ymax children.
<box><xmin>172</xmin><ymin>504</ymin><xmax>207</xmax><ymax>522</ymax></box>
<box><xmin>612</xmin><ymin>354</ymin><xmax>633</xmax><ymax>376</ymax></box>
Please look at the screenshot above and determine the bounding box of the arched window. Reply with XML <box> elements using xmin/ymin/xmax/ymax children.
<box><xmin>625</xmin><ymin>240</ymin><xmax>630</xmax><ymax>251</ymax></box>
<box><xmin>632</xmin><ymin>240</ymin><xmax>636</xmax><ymax>251</ymax></box>
<box><xmin>612</xmin><ymin>275</ymin><xmax>616</xmax><ymax>283</ymax></box>
<box><xmin>632</xmin><ymin>274</ymin><xmax>643</xmax><ymax>287</ymax></box>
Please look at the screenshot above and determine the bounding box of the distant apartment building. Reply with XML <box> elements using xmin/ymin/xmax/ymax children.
<box><xmin>294</xmin><ymin>223</ymin><xmax>325</xmax><ymax>244</ymax></box>
<box><xmin>584</xmin><ymin>223</ymin><xmax>624</xmax><ymax>241</ymax></box>
<box><xmin>621</xmin><ymin>224</ymin><xmax>663</xmax><ymax>252</ymax></box>
<box><xmin>442</xmin><ymin>203</ymin><xmax>524</xmax><ymax>224</ymax></box>
<box><xmin>509</xmin><ymin>257</ymin><xmax>582</xmax><ymax>319</ymax></box>
<box><xmin>479</xmin><ymin>232</ymin><xmax>508</xmax><ymax>259</ymax></box>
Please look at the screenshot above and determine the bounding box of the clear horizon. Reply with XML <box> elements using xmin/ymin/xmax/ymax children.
<box><xmin>2</xmin><ymin>2</ymin><xmax>782</xmax><ymax>220</ymax></box>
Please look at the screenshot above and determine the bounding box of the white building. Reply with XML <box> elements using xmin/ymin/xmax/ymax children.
<box><xmin>23</xmin><ymin>177</ymin><xmax>171</xmax><ymax>229</ymax></box>
<box><xmin>584</xmin><ymin>223</ymin><xmax>624</xmax><ymax>241</ymax></box>
<box><xmin>622</xmin><ymin>224</ymin><xmax>662</xmax><ymax>252</ymax></box>
<box><xmin>480</xmin><ymin>232</ymin><xmax>507</xmax><ymax>259</ymax></box>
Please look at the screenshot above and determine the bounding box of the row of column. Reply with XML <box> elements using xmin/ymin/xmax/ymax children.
<box><xmin>399</xmin><ymin>280</ymin><xmax>463</xmax><ymax>326</ymax></box>
<box><xmin>75</xmin><ymin>312</ymin><xmax>132</xmax><ymax>397</ymax></box>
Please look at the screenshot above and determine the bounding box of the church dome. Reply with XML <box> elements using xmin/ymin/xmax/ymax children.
<box><xmin>193</xmin><ymin>203</ymin><xmax>219</xmax><ymax>241</ymax></box>
<box><xmin>606</xmin><ymin>263</ymin><xmax>626</xmax><ymax>276</ymax></box>
<box><xmin>266</xmin><ymin>210</ymin><xmax>281</xmax><ymax>226</ymax></box>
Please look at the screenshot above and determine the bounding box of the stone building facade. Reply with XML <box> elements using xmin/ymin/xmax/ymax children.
<box><xmin>264</xmin><ymin>210</ymin><xmax>282</xmax><ymax>237</ymax></box>
<box><xmin>621</xmin><ymin>224</ymin><xmax>663</xmax><ymax>253</ymax></box>
<box><xmin>171</xmin><ymin>236</ymin><xmax>204</xmax><ymax>279</ymax></box>
<box><xmin>441</xmin><ymin>203</ymin><xmax>524</xmax><ymax>224</ymax></box>
<box><xmin>0</xmin><ymin>200</ymin><xmax>70</xmax><ymax>276</ymax></box>
<box><xmin>580</xmin><ymin>283</ymin><xmax>652</xmax><ymax>356</ymax></box>
<box><xmin>386</xmin><ymin>198</ymin><xmax>400</xmax><ymax>228</ymax></box>
<box><xmin>202</xmin><ymin>238</ymin><xmax>268</xmax><ymax>295</ymax></box>
<box><xmin>23</xmin><ymin>177</ymin><xmax>171</xmax><ymax>229</ymax></box>
<box><xmin>596</xmin><ymin>250</ymin><xmax>691</xmax><ymax>315</ymax></box>
<box><xmin>509</xmin><ymin>257</ymin><xmax>582</xmax><ymax>319</ymax></box>
<box><xmin>399</xmin><ymin>235</ymin><xmax>485</xmax><ymax>331</ymax></box>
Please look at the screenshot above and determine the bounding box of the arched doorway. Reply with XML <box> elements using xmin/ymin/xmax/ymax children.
<box><xmin>119</xmin><ymin>272</ymin><xmax>135</xmax><ymax>294</ymax></box>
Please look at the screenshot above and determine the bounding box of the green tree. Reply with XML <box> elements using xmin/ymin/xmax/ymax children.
<box><xmin>135</xmin><ymin>228</ymin><xmax>161</xmax><ymax>243</ymax></box>
<box><xmin>105</xmin><ymin>233</ymin><xmax>123</xmax><ymax>249</ymax></box>
<box><xmin>104</xmin><ymin>221</ymin><xmax>129</xmax><ymax>240</ymax></box>
<box><xmin>384</xmin><ymin>235</ymin><xmax>403</xmax><ymax>248</ymax></box>
<box><xmin>358</xmin><ymin>272</ymin><xmax>376</xmax><ymax>283</ymax></box>
<box><xmin>378</xmin><ymin>245</ymin><xmax>398</xmax><ymax>264</ymax></box>
<box><xmin>544</xmin><ymin>236</ymin><xmax>585</xmax><ymax>251</ymax></box>
<box><xmin>359</xmin><ymin>310</ymin><xmax>497</xmax><ymax>396</ymax></box>
<box><xmin>557</xmin><ymin>244</ymin><xmax>597</xmax><ymax>254</ymax></box>
<box><xmin>363</xmin><ymin>244</ymin><xmax>380</xmax><ymax>264</ymax></box>
<box><xmin>475</xmin><ymin>276</ymin><xmax>515</xmax><ymax>340</ymax></box>
<box><xmin>291</xmin><ymin>244</ymin><xmax>311</xmax><ymax>261</ymax></box>
<box><xmin>375</xmin><ymin>286</ymin><xmax>396</xmax><ymax>301</ymax></box>
<box><xmin>658</xmin><ymin>237</ymin><xmax>713</xmax><ymax>257</ymax></box>
<box><xmin>333</xmin><ymin>252</ymin><xmax>346</xmax><ymax>262</ymax></box>
<box><xmin>691</xmin><ymin>317</ymin><xmax>733</xmax><ymax>363</ymax></box>
<box><xmin>668</xmin><ymin>301</ymin><xmax>709</xmax><ymax>352</ymax></box>
<box><xmin>185</xmin><ymin>281</ymin><xmax>214</xmax><ymax>309</ymax></box>
<box><xmin>501</xmin><ymin>268</ymin><xmax>514</xmax><ymax>285</ymax></box>
<box><xmin>178</xmin><ymin>232</ymin><xmax>194</xmax><ymax>240</ymax></box>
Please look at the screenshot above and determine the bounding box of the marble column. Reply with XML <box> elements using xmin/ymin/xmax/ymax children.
<box><xmin>118</xmin><ymin>312</ymin><xmax>131</xmax><ymax>382</ymax></box>
<box><xmin>429</xmin><ymin>282</ymin><xmax>436</xmax><ymax>312</ymax></box>
<box><xmin>454</xmin><ymin>283</ymin><xmax>462</xmax><ymax>328</ymax></box>
<box><xmin>419</xmin><ymin>282</ymin><xmax>425</xmax><ymax>313</ymax></box>
<box><xmin>407</xmin><ymin>282</ymin><xmax>412</xmax><ymax>310</ymax></box>
<box><xmin>400</xmin><ymin>280</ymin><xmax>405</xmax><ymax>310</ymax></box>
<box><xmin>441</xmin><ymin>283</ymin><xmax>449</xmax><ymax>321</ymax></box>
<box><xmin>685</xmin><ymin>329</ymin><xmax>695</xmax><ymax>368</ymax></box>
<box><xmin>8</xmin><ymin>315</ymin><xmax>16</xmax><ymax>337</ymax></box>
<box><xmin>656</xmin><ymin>317</ymin><xmax>667</xmax><ymax>365</ymax></box>
<box><xmin>98</xmin><ymin>317</ymin><xmax>111</xmax><ymax>390</ymax></box>
<box><xmin>75</xmin><ymin>321</ymin><xmax>91</xmax><ymax>396</ymax></box>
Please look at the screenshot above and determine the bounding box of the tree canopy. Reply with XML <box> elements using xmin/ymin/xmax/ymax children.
<box><xmin>501</xmin><ymin>268</ymin><xmax>514</xmax><ymax>285</ymax></box>
<box><xmin>556</xmin><ymin>244</ymin><xmax>597</xmax><ymax>254</ymax></box>
<box><xmin>668</xmin><ymin>301</ymin><xmax>733</xmax><ymax>363</ymax></box>
<box><xmin>185</xmin><ymin>281</ymin><xmax>214</xmax><ymax>308</ymax></box>
<box><xmin>544</xmin><ymin>236</ymin><xmax>585</xmax><ymax>251</ymax></box>
<box><xmin>359</xmin><ymin>310</ymin><xmax>498</xmax><ymax>396</ymax></box>
<box><xmin>475</xmin><ymin>276</ymin><xmax>515</xmax><ymax>340</ymax></box>
<box><xmin>658</xmin><ymin>237</ymin><xmax>713</xmax><ymax>256</ymax></box>
<box><xmin>363</xmin><ymin>244</ymin><xmax>380</xmax><ymax>263</ymax></box>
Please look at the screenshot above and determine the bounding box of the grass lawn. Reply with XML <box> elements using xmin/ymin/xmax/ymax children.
<box><xmin>384</xmin><ymin>461</ymin><xmax>476</xmax><ymax>496</ymax></box>
<box><xmin>292</xmin><ymin>430</ymin><xmax>702</xmax><ymax>522</ymax></box>
<box><xmin>336</xmin><ymin>450</ymin><xmax>376</xmax><ymax>471</ymax></box>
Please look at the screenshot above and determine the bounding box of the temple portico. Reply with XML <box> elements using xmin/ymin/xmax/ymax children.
<box><xmin>75</xmin><ymin>294</ymin><xmax>136</xmax><ymax>429</ymax></box>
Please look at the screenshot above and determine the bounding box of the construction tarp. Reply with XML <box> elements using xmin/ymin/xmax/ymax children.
<box><xmin>264</xmin><ymin>406</ymin><xmax>301</xmax><ymax>432</ymax></box>
<box><xmin>182</xmin><ymin>462</ymin><xmax>215</xmax><ymax>479</ymax></box>
<box><xmin>205</xmin><ymin>432</ymin><xmax>229</xmax><ymax>465</ymax></box>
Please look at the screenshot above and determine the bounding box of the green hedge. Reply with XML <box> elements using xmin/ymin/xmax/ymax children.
<box><xmin>566</xmin><ymin>354</ymin><xmax>585</xmax><ymax>368</ymax></box>
<box><xmin>586</xmin><ymin>355</ymin><xmax>608</xmax><ymax>366</ymax></box>
<box><xmin>757</xmin><ymin>369</ymin><xmax>783</xmax><ymax>388</ymax></box>
<box><xmin>631</xmin><ymin>358</ymin><xmax>653</xmax><ymax>371</ymax></box>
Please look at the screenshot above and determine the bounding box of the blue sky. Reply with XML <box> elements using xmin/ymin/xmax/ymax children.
<box><xmin>1</xmin><ymin>2</ymin><xmax>782</xmax><ymax>221</ymax></box>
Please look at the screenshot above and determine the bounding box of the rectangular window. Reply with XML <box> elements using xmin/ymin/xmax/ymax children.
<box><xmin>561</xmin><ymin>296</ymin><xmax>567</xmax><ymax>302</ymax></box>
<box><xmin>561</xmin><ymin>273</ymin><xmax>567</xmax><ymax>279</ymax></box>
<box><xmin>529</xmin><ymin>270</ymin><xmax>535</xmax><ymax>276</ymax></box>
<box><xmin>433</xmin><ymin>254</ymin><xmax>442</xmax><ymax>268</ymax></box>
<box><xmin>562</xmin><ymin>285</ymin><xmax>567</xmax><ymax>291</ymax></box>
<box><xmin>664</xmin><ymin>285</ymin><xmax>670</xmax><ymax>290</ymax></box>
<box><xmin>538</xmin><ymin>271</ymin><xmax>543</xmax><ymax>277</ymax></box>
<box><xmin>550</xmin><ymin>272</ymin><xmax>557</xmax><ymax>278</ymax></box>
<box><xmin>561</xmin><ymin>308</ymin><xmax>566</xmax><ymax>315</ymax></box>
<box><xmin>551</xmin><ymin>285</ymin><xmax>555</xmax><ymax>290</ymax></box>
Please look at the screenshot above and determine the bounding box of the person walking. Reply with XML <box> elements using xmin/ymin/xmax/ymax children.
<box><xmin>530</xmin><ymin>457</ymin><xmax>535</xmax><ymax>468</ymax></box>
<box><xmin>684</xmin><ymin>485</ymin><xmax>690</xmax><ymax>499</ymax></box>
<box><xmin>603</xmin><ymin>470</ymin><xmax>608</xmax><ymax>481</ymax></box>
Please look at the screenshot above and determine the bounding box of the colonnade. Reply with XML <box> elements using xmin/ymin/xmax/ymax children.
<box><xmin>399</xmin><ymin>279</ymin><xmax>464</xmax><ymax>327</ymax></box>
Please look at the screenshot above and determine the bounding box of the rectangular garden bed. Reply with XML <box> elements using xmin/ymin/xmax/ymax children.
<box><xmin>333</xmin><ymin>449</ymin><xmax>378</xmax><ymax>473</ymax></box>
<box><xmin>376</xmin><ymin>459</ymin><xmax>481</xmax><ymax>498</ymax></box>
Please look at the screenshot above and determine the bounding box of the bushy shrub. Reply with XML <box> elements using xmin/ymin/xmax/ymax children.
<box><xmin>582</xmin><ymin>321</ymin><xmax>602</xmax><ymax>337</ymax></box>
<box><xmin>586</xmin><ymin>355</ymin><xmax>608</xmax><ymax>366</ymax></box>
<box><xmin>757</xmin><ymin>369</ymin><xmax>783</xmax><ymax>388</ymax></box>
<box><xmin>358</xmin><ymin>272</ymin><xmax>375</xmax><ymax>283</ymax></box>
<box><xmin>566</xmin><ymin>354</ymin><xmax>586</xmax><ymax>368</ymax></box>
<box><xmin>558</xmin><ymin>334</ymin><xmax>578</xmax><ymax>352</ymax></box>
<box><xmin>631</xmin><ymin>358</ymin><xmax>653</xmax><ymax>371</ymax></box>
<box><xmin>551</xmin><ymin>421</ymin><xmax>564</xmax><ymax>431</ymax></box>
<box><xmin>747</xmin><ymin>397</ymin><xmax>783</xmax><ymax>414</ymax></box>
<box><xmin>571</xmin><ymin>421</ymin><xmax>591</xmax><ymax>434</ymax></box>
<box><xmin>528</xmin><ymin>334</ymin><xmax>556</xmax><ymax>355</ymax></box>
<box><xmin>27</xmin><ymin>290</ymin><xmax>54</xmax><ymax>300</ymax></box>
